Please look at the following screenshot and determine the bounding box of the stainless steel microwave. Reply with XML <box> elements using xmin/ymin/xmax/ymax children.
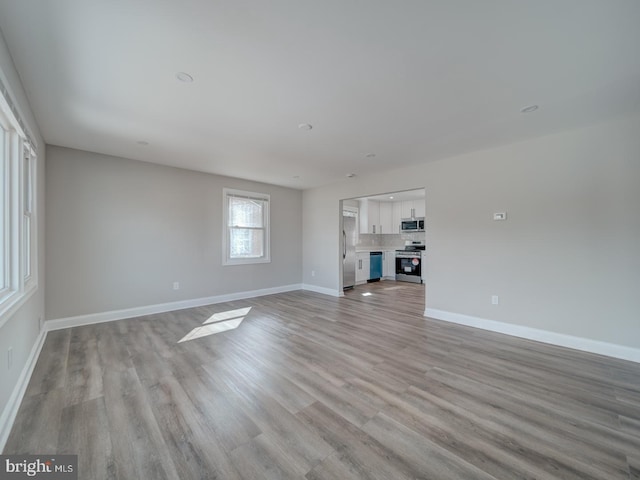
<box><xmin>400</xmin><ymin>218</ymin><xmax>424</xmax><ymax>233</ymax></box>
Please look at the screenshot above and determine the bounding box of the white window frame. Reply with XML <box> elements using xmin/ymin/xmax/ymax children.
<box><xmin>223</xmin><ymin>188</ymin><xmax>270</xmax><ymax>266</ymax></box>
<box><xmin>0</xmin><ymin>88</ymin><xmax>38</xmax><ymax>327</ymax></box>
<box><xmin>22</xmin><ymin>142</ymin><xmax>36</xmax><ymax>287</ymax></box>
<box><xmin>0</xmin><ymin>123</ymin><xmax>9</xmax><ymax>299</ymax></box>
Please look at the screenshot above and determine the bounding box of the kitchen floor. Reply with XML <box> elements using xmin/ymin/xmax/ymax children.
<box><xmin>343</xmin><ymin>279</ymin><xmax>425</xmax><ymax>317</ymax></box>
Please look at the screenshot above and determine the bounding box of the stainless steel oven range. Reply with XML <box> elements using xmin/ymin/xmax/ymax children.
<box><xmin>395</xmin><ymin>245</ymin><xmax>425</xmax><ymax>283</ymax></box>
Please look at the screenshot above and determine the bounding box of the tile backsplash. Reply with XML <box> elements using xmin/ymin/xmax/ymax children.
<box><xmin>357</xmin><ymin>232</ymin><xmax>425</xmax><ymax>249</ymax></box>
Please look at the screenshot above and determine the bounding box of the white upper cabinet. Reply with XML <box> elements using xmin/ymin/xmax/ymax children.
<box><xmin>367</xmin><ymin>200</ymin><xmax>380</xmax><ymax>234</ymax></box>
<box><xmin>359</xmin><ymin>199</ymin><xmax>380</xmax><ymax>234</ymax></box>
<box><xmin>378</xmin><ymin>202</ymin><xmax>394</xmax><ymax>234</ymax></box>
<box><xmin>358</xmin><ymin>199</ymin><xmax>368</xmax><ymax>233</ymax></box>
<box><xmin>400</xmin><ymin>200</ymin><xmax>413</xmax><ymax>219</ymax></box>
<box><xmin>359</xmin><ymin>194</ymin><xmax>425</xmax><ymax>234</ymax></box>
<box><xmin>392</xmin><ymin>202</ymin><xmax>403</xmax><ymax>232</ymax></box>
<box><xmin>401</xmin><ymin>199</ymin><xmax>425</xmax><ymax>219</ymax></box>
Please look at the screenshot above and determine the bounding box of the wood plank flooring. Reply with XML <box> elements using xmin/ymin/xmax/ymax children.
<box><xmin>4</xmin><ymin>281</ymin><xmax>640</xmax><ymax>479</ymax></box>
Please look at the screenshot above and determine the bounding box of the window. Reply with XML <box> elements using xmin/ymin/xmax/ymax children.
<box><xmin>23</xmin><ymin>144</ymin><xmax>34</xmax><ymax>282</ymax></box>
<box><xmin>223</xmin><ymin>188</ymin><xmax>270</xmax><ymax>265</ymax></box>
<box><xmin>0</xmin><ymin>125</ymin><xmax>7</xmax><ymax>294</ymax></box>
<box><xmin>0</xmin><ymin>86</ymin><xmax>37</xmax><ymax>325</ymax></box>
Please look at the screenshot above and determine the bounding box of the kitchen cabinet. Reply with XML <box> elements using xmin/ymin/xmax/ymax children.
<box><xmin>383</xmin><ymin>250</ymin><xmax>396</xmax><ymax>278</ymax></box>
<box><xmin>356</xmin><ymin>252</ymin><xmax>370</xmax><ymax>284</ymax></box>
<box><xmin>360</xmin><ymin>196</ymin><xmax>425</xmax><ymax>234</ymax></box>
<box><xmin>392</xmin><ymin>202</ymin><xmax>403</xmax><ymax>233</ymax></box>
<box><xmin>359</xmin><ymin>199</ymin><xmax>380</xmax><ymax>234</ymax></box>
<box><xmin>400</xmin><ymin>201</ymin><xmax>413</xmax><ymax>219</ymax></box>
<box><xmin>401</xmin><ymin>199</ymin><xmax>425</xmax><ymax>219</ymax></box>
<box><xmin>367</xmin><ymin>200</ymin><xmax>380</xmax><ymax>234</ymax></box>
<box><xmin>378</xmin><ymin>202</ymin><xmax>395</xmax><ymax>234</ymax></box>
<box><xmin>358</xmin><ymin>200</ymin><xmax>367</xmax><ymax>233</ymax></box>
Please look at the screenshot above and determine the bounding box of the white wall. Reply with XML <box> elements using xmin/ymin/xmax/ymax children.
<box><xmin>0</xmin><ymin>33</ymin><xmax>46</xmax><ymax>439</ymax></box>
<box><xmin>46</xmin><ymin>146</ymin><xmax>302</xmax><ymax>320</ymax></box>
<box><xmin>303</xmin><ymin>114</ymin><xmax>640</xmax><ymax>353</ymax></box>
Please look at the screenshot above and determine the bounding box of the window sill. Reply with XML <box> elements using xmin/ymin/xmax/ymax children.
<box><xmin>223</xmin><ymin>257</ymin><xmax>271</xmax><ymax>266</ymax></box>
<box><xmin>0</xmin><ymin>283</ymin><xmax>38</xmax><ymax>329</ymax></box>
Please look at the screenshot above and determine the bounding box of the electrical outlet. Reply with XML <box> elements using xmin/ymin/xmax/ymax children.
<box><xmin>173</xmin><ymin>282</ymin><xmax>180</xmax><ymax>290</ymax></box>
<box><xmin>8</xmin><ymin>347</ymin><xmax>13</xmax><ymax>370</ymax></box>
<box><xmin>491</xmin><ymin>295</ymin><xmax>499</xmax><ymax>305</ymax></box>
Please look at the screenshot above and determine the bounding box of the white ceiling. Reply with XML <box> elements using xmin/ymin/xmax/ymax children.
<box><xmin>0</xmin><ymin>1</ymin><xmax>639</xmax><ymax>190</ymax></box>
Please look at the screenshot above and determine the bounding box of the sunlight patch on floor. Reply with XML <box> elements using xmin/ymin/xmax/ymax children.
<box><xmin>204</xmin><ymin>307</ymin><xmax>251</xmax><ymax>324</ymax></box>
<box><xmin>178</xmin><ymin>307</ymin><xmax>252</xmax><ymax>343</ymax></box>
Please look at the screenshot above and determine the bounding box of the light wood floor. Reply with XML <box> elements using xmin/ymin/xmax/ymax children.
<box><xmin>5</xmin><ymin>281</ymin><xmax>640</xmax><ymax>479</ymax></box>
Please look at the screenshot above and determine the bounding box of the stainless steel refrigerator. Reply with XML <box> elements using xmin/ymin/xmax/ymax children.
<box><xmin>343</xmin><ymin>211</ymin><xmax>357</xmax><ymax>289</ymax></box>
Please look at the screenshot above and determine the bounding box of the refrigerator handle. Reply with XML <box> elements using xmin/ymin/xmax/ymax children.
<box><xmin>343</xmin><ymin>230</ymin><xmax>346</xmax><ymax>259</ymax></box>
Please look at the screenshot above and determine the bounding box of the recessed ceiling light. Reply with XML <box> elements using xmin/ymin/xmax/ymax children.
<box><xmin>176</xmin><ymin>72</ymin><xmax>194</xmax><ymax>83</ymax></box>
<box><xmin>298</xmin><ymin>123</ymin><xmax>313</xmax><ymax>130</ymax></box>
<box><xmin>346</xmin><ymin>173</ymin><xmax>356</xmax><ymax>178</ymax></box>
<box><xmin>520</xmin><ymin>104</ymin><xmax>539</xmax><ymax>113</ymax></box>
<box><xmin>389</xmin><ymin>196</ymin><xmax>394</xmax><ymax>199</ymax></box>
<box><xmin>136</xmin><ymin>140</ymin><xmax>149</xmax><ymax>146</ymax></box>
<box><xmin>365</xmin><ymin>153</ymin><xmax>376</xmax><ymax>158</ymax></box>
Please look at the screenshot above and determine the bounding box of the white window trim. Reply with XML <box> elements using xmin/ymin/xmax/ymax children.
<box><xmin>0</xmin><ymin>88</ymin><xmax>38</xmax><ymax>328</ymax></box>
<box><xmin>0</xmin><ymin>124</ymin><xmax>10</xmax><ymax>300</ymax></box>
<box><xmin>22</xmin><ymin>142</ymin><xmax>37</xmax><ymax>290</ymax></box>
<box><xmin>222</xmin><ymin>188</ymin><xmax>271</xmax><ymax>266</ymax></box>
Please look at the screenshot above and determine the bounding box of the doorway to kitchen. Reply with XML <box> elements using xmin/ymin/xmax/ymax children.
<box><xmin>340</xmin><ymin>188</ymin><xmax>426</xmax><ymax>311</ymax></box>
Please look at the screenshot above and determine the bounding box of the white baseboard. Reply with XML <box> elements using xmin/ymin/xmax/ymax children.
<box><xmin>425</xmin><ymin>308</ymin><xmax>640</xmax><ymax>364</ymax></box>
<box><xmin>301</xmin><ymin>284</ymin><xmax>342</xmax><ymax>297</ymax></box>
<box><xmin>46</xmin><ymin>284</ymin><xmax>303</xmax><ymax>331</ymax></box>
<box><xmin>0</xmin><ymin>328</ymin><xmax>47</xmax><ymax>452</ymax></box>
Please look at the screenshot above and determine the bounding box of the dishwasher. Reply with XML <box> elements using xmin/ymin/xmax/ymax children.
<box><xmin>369</xmin><ymin>251</ymin><xmax>383</xmax><ymax>282</ymax></box>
